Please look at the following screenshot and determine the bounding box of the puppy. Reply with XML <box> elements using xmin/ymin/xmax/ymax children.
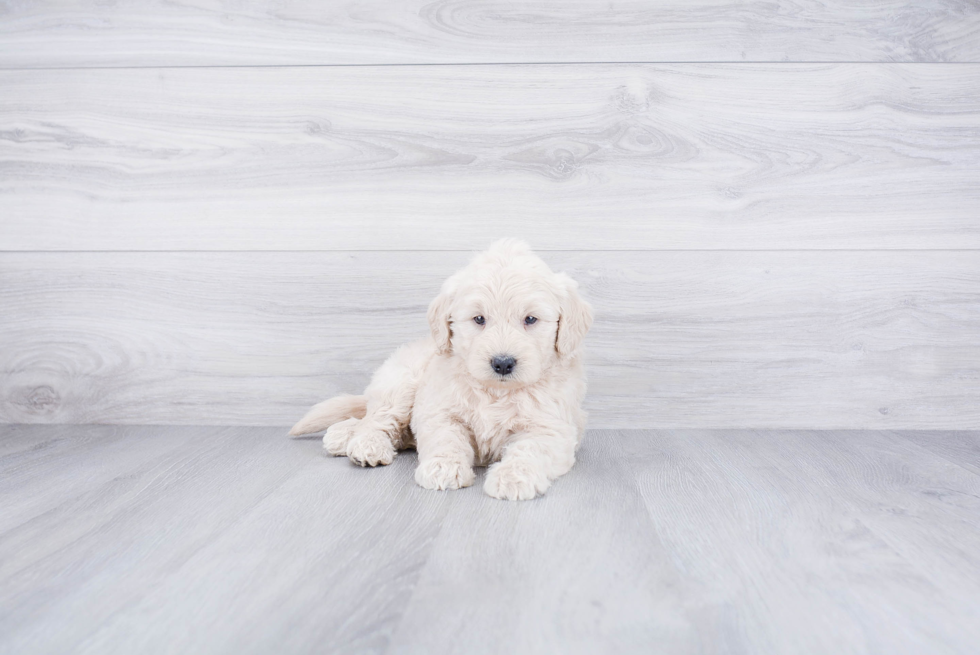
<box><xmin>289</xmin><ymin>239</ymin><xmax>593</xmax><ymax>500</ymax></box>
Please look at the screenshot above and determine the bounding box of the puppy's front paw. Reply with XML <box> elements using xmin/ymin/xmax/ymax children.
<box><xmin>323</xmin><ymin>418</ymin><xmax>359</xmax><ymax>457</ymax></box>
<box><xmin>346</xmin><ymin>430</ymin><xmax>396</xmax><ymax>467</ymax></box>
<box><xmin>414</xmin><ymin>458</ymin><xmax>475</xmax><ymax>491</ymax></box>
<box><xmin>484</xmin><ymin>461</ymin><xmax>550</xmax><ymax>501</ymax></box>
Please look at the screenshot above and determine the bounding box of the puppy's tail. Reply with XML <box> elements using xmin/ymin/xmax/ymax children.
<box><xmin>288</xmin><ymin>394</ymin><xmax>367</xmax><ymax>436</ymax></box>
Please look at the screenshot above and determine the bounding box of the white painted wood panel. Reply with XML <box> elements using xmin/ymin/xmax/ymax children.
<box><xmin>1</xmin><ymin>251</ymin><xmax>977</xmax><ymax>429</ymax></box>
<box><xmin>1</xmin><ymin>1</ymin><xmax>979</xmax><ymax>67</ymax></box>
<box><xmin>2</xmin><ymin>64</ymin><xmax>979</xmax><ymax>251</ymax></box>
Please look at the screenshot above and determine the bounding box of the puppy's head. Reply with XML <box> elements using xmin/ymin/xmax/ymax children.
<box><xmin>427</xmin><ymin>239</ymin><xmax>593</xmax><ymax>388</ymax></box>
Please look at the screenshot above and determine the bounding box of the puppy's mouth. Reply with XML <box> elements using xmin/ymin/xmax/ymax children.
<box><xmin>486</xmin><ymin>372</ymin><xmax>525</xmax><ymax>388</ymax></box>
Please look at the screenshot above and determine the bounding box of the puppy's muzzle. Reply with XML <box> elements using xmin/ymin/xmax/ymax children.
<box><xmin>490</xmin><ymin>355</ymin><xmax>517</xmax><ymax>376</ymax></box>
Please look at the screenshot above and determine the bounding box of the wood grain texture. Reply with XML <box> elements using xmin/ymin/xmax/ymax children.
<box><xmin>2</xmin><ymin>64</ymin><xmax>980</xmax><ymax>251</ymax></box>
<box><xmin>1</xmin><ymin>250</ymin><xmax>978</xmax><ymax>429</ymax></box>
<box><xmin>1</xmin><ymin>1</ymin><xmax>979</xmax><ymax>67</ymax></box>
<box><xmin>0</xmin><ymin>425</ymin><xmax>450</xmax><ymax>654</ymax></box>
<box><xmin>620</xmin><ymin>429</ymin><xmax>980</xmax><ymax>654</ymax></box>
<box><xmin>388</xmin><ymin>430</ymin><xmax>696</xmax><ymax>654</ymax></box>
<box><xmin>3</xmin><ymin>425</ymin><xmax>980</xmax><ymax>654</ymax></box>
<box><xmin>893</xmin><ymin>430</ymin><xmax>980</xmax><ymax>477</ymax></box>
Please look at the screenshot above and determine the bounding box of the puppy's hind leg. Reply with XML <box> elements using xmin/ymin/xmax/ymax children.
<box><xmin>323</xmin><ymin>417</ymin><xmax>360</xmax><ymax>457</ymax></box>
<box><xmin>341</xmin><ymin>340</ymin><xmax>432</xmax><ymax>467</ymax></box>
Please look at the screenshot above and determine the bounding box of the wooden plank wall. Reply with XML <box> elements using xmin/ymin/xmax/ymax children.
<box><xmin>1</xmin><ymin>1</ymin><xmax>978</xmax><ymax>428</ymax></box>
<box><xmin>2</xmin><ymin>1</ymin><xmax>980</xmax><ymax>66</ymax></box>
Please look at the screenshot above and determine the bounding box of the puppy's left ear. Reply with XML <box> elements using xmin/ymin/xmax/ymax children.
<box><xmin>554</xmin><ymin>272</ymin><xmax>593</xmax><ymax>359</ymax></box>
<box><xmin>427</xmin><ymin>288</ymin><xmax>455</xmax><ymax>355</ymax></box>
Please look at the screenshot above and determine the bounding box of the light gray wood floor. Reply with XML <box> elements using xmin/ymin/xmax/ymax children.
<box><xmin>3</xmin><ymin>426</ymin><xmax>979</xmax><ymax>654</ymax></box>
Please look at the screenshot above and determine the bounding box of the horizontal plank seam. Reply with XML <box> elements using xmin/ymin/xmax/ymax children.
<box><xmin>2</xmin><ymin>61</ymin><xmax>980</xmax><ymax>72</ymax></box>
<box><xmin>3</xmin><ymin>425</ymin><xmax>979</xmax><ymax>434</ymax></box>
<box><xmin>3</xmin><ymin>249</ymin><xmax>980</xmax><ymax>254</ymax></box>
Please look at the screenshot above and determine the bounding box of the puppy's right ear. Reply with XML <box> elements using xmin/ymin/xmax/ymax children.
<box><xmin>554</xmin><ymin>272</ymin><xmax>593</xmax><ymax>359</ymax></box>
<box><xmin>427</xmin><ymin>290</ymin><xmax>454</xmax><ymax>354</ymax></box>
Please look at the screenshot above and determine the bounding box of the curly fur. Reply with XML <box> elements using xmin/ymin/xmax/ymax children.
<box><xmin>290</xmin><ymin>239</ymin><xmax>593</xmax><ymax>500</ymax></box>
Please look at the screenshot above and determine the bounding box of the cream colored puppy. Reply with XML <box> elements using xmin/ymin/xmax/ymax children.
<box><xmin>289</xmin><ymin>239</ymin><xmax>593</xmax><ymax>500</ymax></box>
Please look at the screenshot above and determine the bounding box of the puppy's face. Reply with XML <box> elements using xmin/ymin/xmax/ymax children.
<box><xmin>428</xmin><ymin>240</ymin><xmax>593</xmax><ymax>388</ymax></box>
<box><xmin>452</xmin><ymin>270</ymin><xmax>560</xmax><ymax>387</ymax></box>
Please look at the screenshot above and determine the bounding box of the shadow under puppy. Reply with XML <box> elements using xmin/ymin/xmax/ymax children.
<box><xmin>290</xmin><ymin>239</ymin><xmax>593</xmax><ymax>500</ymax></box>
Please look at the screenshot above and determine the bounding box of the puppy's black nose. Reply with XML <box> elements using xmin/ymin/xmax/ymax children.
<box><xmin>491</xmin><ymin>355</ymin><xmax>517</xmax><ymax>376</ymax></box>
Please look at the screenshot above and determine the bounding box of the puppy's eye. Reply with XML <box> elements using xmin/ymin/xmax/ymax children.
<box><xmin>524</xmin><ymin>316</ymin><xmax>537</xmax><ymax>325</ymax></box>
<box><xmin>473</xmin><ymin>315</ymin><xmax>485</xmax><ymax>326</ymax></box>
